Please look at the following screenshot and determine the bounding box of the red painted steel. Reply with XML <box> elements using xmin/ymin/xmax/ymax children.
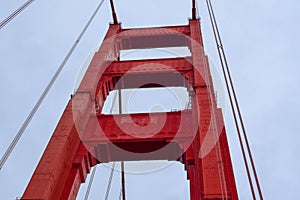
<box><xmin>22</xmin><ymin>20</ymin><xmax>238</xmax><ymax>199</ymax></box>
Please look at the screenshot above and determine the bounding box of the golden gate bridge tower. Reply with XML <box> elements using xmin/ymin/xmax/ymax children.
<box><xmin>16</xmin><ymin>0</ymin><xmax>263</xmax><ymax>199</ymax></box>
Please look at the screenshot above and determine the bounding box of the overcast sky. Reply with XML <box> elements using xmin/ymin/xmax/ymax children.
<box><xmin>1</xmin><ymin>0</ymin><xmax>300</xmax><ymax>199</ymax></box>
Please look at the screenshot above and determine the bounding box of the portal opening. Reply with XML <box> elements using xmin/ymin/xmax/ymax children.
<box><xmin>76</xmin><ymin>161</ymin><xmax>190</xmax><ymax>200</ymax></box>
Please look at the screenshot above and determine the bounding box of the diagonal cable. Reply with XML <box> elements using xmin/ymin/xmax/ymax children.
<box><xmin>0</xmin><ymin>0</ymin><xmax>35</xmax><ymax>30</ymax></box>
<box><xmin>0</xmin><ymin>0</ymin><xmax>106</xmax><ymax>171</ymax></box>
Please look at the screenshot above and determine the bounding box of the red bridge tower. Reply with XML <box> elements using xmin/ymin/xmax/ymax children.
<box><xmin>22</xmin><ymin>13</ymin><xmax>238</xmax><ymax>200</ymax></box>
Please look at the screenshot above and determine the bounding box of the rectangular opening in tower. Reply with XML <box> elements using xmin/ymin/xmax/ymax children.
<box><xmin>120</xmin><ymin>47</ymin><xmax>191</xmax><ymax>61</ymax></box>
<box><xmin>101</xmin><ymin>87</ymin><xmax>190</xmax><ymax>114</ymax></box>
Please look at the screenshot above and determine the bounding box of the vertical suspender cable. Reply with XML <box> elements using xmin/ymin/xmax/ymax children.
<box><xmin>104</xmin><ymin>162</ymin><xmax>116</xmax><ymax>200</ymax></box>
<box><xmin>0</xmin><ymin>0</ymin><xmax>35</xmax><ymax>30</ymax></box>
<box><xmin>109</xmin><ymin>91</ymin><xmax>118</xmax><ymax>113</ymax></box>
<box><xmin>102</xmin><ymin>86</ymin><xmax>120</xmax><ymax>200</ymax></box>
<box><xmin>118</xmin><ymin>89</ymin><xmax>122</xmax><ymax>114</ymax></box>
<box><xmin>0</xmin><ymin>0</ymin><xmax>105</xmax><ymax>171</ymax></box>
<box><xmin>205</xmin><ymin>0</ymin><xmax>263</xmax><ymax>199</ymax></box>
<box><xmin>118</xmin><ymin>89</ymin><xmax>126</xmax><ymax>200</ymax></box>
<box><xmin>119</xmin><ymin>188</ymin><xmax>122</xmax><ymax>200</ymax></box>
<box><xmin>121</xmin><ymin>161</ymin><xmax>126</xmax><ymax>200</ymax></box>
<box><xmin>84</xmin><ymin>166</ymin><xmax>97</xmax><ymax>200</ymax></box>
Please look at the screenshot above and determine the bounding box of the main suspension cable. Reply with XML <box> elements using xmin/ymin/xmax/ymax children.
<box><xmin>0</xmin><ymin>0</ymin><xmax>106</xmax><ymax>171</ymax></box>
<box><xmin>205</xmin><ymin>0</ymin><xmax>263</xmax><ymax>199</ymax></box>
<box><xmin>0</xmin><ymin>0</ymin><xmax>35</xmax><ymax>30</ymax></box>
<box><xmin>207</xmin><ymin>1</ymin><xmax>264</xmax><ymax>198</ymax></box>
<box><xmin>109</xmin><ymin>0</ymin><xmax>118</xmax><ymax>24</ymax></box>
<box><xmin>205</xmin><ymin>1</ymin><xmax>255</xmax><ymax>198</ymax></box>
<box><xmin>84</xmin><ymin>166</ymin><xmax>97</xmax><ymax>200</ymax></box>
<box><xmin>192</xmin><ymin>0</ymin><xmax>197</xmax><ymax>19</ymax></box>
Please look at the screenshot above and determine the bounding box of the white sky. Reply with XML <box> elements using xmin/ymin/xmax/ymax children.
<box><xmin>0</xmin><ymin>0</ymin><xmax>300</xmax><ymax>199</ymax></box>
